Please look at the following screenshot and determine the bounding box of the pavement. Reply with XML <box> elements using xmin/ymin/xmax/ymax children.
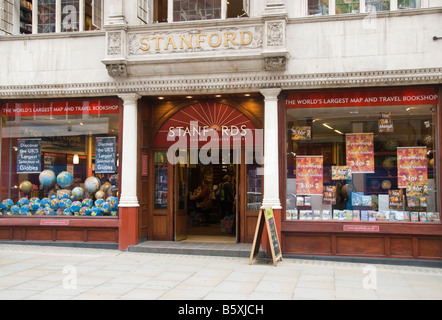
<box><xmin>0</xmin><ymin>243</ymin><xmax>441</xmax><ymax>301</ymax></box>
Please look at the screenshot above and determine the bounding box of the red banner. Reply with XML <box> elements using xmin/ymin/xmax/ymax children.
<box><xmin>397</xmin><ymin>147</ymin><xmax>428</xmax><ymax>189</ymax></box>
<box><xmin>1</xmin><ymin>99</ymin><xmax>120</xmax><ymax>117</ymax></box>
<box><xmin>296</xmin><ymin>156</ymin><xmax>323</xmax><ymax>195</ymax></box>
<box><xmin>286</xmin><ymin>87</ymin><xmax>439</xmax><ymax>109</ymax></box>
<box><xmin>346</xmin><ymin>133</ymin><xmax>375</xmax><ymax>173</ymax></box>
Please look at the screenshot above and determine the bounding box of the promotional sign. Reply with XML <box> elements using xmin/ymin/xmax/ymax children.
<box><xmin>332</xmin><ymin>166</ymin><xmax>352</xmax><ymax>180</ymax></box>
<box><xmin>397</xmin><ymin>147</ymin><xmax>428</xmax><ymax>189</ymax></box>
<box><xmin>379</xmin><ymin>112</ymin><xmax>393</xmax><ymax>133</ymax></box>
<box><xmin>296</xmin><ymin>156</ymin><xmax>323</xmax><ymax>195</ymax></box>
<box><xmin>17</xmin><ymin>139</ymin><xmax>41</xmax><ymax>173</ymax></box>
<box><xmin>95</xmin><ymin>137</ymin><xmax>116</xmax><ymax>174</ymax></box>
<box><xmin>346</xmin><ymin>133</ymin><xmax>374</xmax><ymax>174</ymax></box>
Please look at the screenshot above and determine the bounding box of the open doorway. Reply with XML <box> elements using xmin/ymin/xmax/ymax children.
<box><xmin>185</xmin><ymin>160</ymin><xmax>238</xmax><ymax>243</ymax></box>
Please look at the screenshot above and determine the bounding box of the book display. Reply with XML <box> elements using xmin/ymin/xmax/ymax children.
<box><xmin>20</xmin><ymin>0</ymin><xmax>32</xmax><ymax>34</ymax></box>
<box><xmin>154</xmin><ymin>153</ymin><xmax>168</xmax><ymax>210</ymax></box>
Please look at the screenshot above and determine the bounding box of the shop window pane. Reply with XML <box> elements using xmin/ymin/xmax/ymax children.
<box><xmin>61</xmin><ymin>0</ymin><xmax>80</xmax><ymax>32</ymax></box>
<box><xmin>285</xmin><ymin>88</ymin><xmax>439</xmax><ymax>223</ymax></box>
<box><xmin>38</xmin><ymin>0</ymin><xmax>56</xmax><ymax>33</ymax></box>
<box><xmin>308</xmin><ymin>0</ymin><xmax>329</xmax><ymax>16</ymax></box>
<box><xmin>336</xmin><ymin>0</ymin><xmax>360</xmax><ymax>14</ymax></box>
<box><xmin>173</xmin><ymin>0</ymin><xmax>221</xmax><ymax>21</ymax></box>
<box><xmin>154</xmin><ymin>152</ymin><xmax>168</xmax><ymax>210</ymax></box>
<box><xmin>366</xmin><ymin>0</ymin><xmax>390</xmax><ymax>12</ymax></box>
<box><xmin>0</xmin><ymin>99</ymin><xmax>120</xmax><ymax>217</ymax></box>
<box><xmin>398</xmin><ymin>0</ymin><xmax>419</xmax><ymax>8</ymax></box>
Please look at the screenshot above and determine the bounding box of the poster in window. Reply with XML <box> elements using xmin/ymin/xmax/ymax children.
<box><xmin>346</xmin><ymin>133</ymin><xmax>374</xmax><ymax>173</ymax></box>
<box><xmin>17</xmin><ymin>139</ymin><xmax>41</xmax><ymax>174</ymax></box>
<box><xmin>397</xmin><ymin>147</ymin><xmax>427</xmax><ymax>190</ymax></box>
<box><xmin>95</xmin><ymin>137</ymin><xmax>116</xmax><ymax>174</ymax></box>
<box><xmin>296</xmin><ymin>156</ymin><xmax>323</xmax><ymax>195</ymax></box>
<box><xmin>379</xmin><ymin>112</ymin><xmax>393</xmax><ymax>133</ymax></box>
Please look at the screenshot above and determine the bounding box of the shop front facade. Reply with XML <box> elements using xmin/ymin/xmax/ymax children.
<box><xmin>1</xmin><ymin>0</ymin><xmax>442</xmax><ymax>259</ymax></box>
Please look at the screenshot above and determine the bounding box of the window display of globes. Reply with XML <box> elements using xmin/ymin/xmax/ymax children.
<box><xmin>19</xmin><ymin>181</ymin><xmax>33</xmax><ymax>194</ymax></box>
<box><xmin>84</xmin><ymin>176</ymin><xmax>101</xmax><ymax>193</ymax></box>
<box><xmin>39</xmin><ymin>170</ymin><xmax>56</xmax><ymax>188</ymax></box>
<box><xmin>57</xmin><ymin>171</ymin><xmax>74</xmax><ymax>188</ymax></box>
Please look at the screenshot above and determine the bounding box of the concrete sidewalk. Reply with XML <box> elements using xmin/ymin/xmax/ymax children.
<box><xmin>0</xmin><ymin>244</ymin><xmax>441</xmax><ymax>300</ymax></box>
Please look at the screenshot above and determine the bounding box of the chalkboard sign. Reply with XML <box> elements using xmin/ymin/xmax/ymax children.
<box><xmin>17</xmin><ymin>139</ymin><xmax>41</xmax><ymax>174</ymax></box>
<box><xmin>95</xmin><ymin>137</ymin><xmax>116</xmax><ymax>173</ymax></box>
<box><xmin>250</xmin><ymin>207</ymin><xmax>283</xmax><ymax>266</ymax></box>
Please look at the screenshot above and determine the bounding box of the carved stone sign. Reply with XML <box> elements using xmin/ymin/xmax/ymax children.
<box><xmin>128</xmin><ymin>25</ymin><xmax>264</xmax><ymax>55</ymax></box>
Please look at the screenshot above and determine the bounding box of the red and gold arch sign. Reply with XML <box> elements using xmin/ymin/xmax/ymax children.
<box><xmin>153</xmin><ymin>102</ymin><xmax>260</xmax><ymax>147</ymax></box>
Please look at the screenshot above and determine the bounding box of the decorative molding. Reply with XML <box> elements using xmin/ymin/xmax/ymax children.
<box><xmin>107</xmin><ymin>31</ymin><xmax>123</xmax><ymax>56</ymax></box>
<box><xmin>1</xmin><ymin>68</ymin><xmax>441</xmax><ymax>99</ymax></box>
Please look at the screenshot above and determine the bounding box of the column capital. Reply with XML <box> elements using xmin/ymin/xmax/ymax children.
<box><xmin>260</xmin><ymin>88</ymin><xmax>282</xmax><ymax>100</ymax></box>
<box><xmin>119</xmin><ymin>93</ymin><xmax>141</xmax><ymax>103</ymax></box>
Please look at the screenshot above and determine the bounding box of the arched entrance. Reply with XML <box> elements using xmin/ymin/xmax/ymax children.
<box><xmin>147</xmin><ymin>100</ymin><xmax>263</xmax><ymax>243</ymax></box>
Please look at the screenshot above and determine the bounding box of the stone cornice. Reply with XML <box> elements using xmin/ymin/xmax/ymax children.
<box><xmin>0</xmin><ymin>68</ymin><xmax>441</xmax><ymax>99</ymax></box>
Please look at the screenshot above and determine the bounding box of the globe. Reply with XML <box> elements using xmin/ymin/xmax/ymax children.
<box><xmin>58</xmin><ymin>198</ymin><xmax>72</xmax><ymax>209</ymax></box>
<box><xmin>95</xmin><ymin>199</ymin><xmax>105</xmax><ymax>207</ymax></box>
<box><xmin>63</xmin><ymin>208</ymin><xmax>72</xmax><ymax>216</ymax></box>
<box><xmin>1</xmin><ymin>199</ymin><xmax>14</xmax><ymax>211</ymax></box>
<box><xmin>40</xmin><ymin>198</ymin><xmax>51</xmax><ymax>208</ymax></box>
<box><xmin>35</xmin><ymin>208</ymin><xmax>45</xmax><ymax>216</ymax></box>
<box><xmin>57</xmin><ymin>190</ymin><xmax>71</xmax><ymax>200</ymax></box>
<box><xmin>70</xmin><ymin>201</ymin><xmax>81</xmax><ymax>213</ymax></box>
<box><xmin>29</xmin><ymin>198</ymin><xmax>41</xmax><ymax>211</ymax></box>
<box><xmin>17</xmin><ymin>197</ymin><xmax>29</xmax><ymax>207</ymax></box>
<box><xmin>72</xmin><ymin>187</ymin><xmax>84</xmax><ymax>200</ymax></box>
<box><xmin>109</xmin><ymin>174</ymin><xmax>118</xmax><ymax>186</ymax></box>
<box><xmin>39</xmin><ymin>170</ymin><xmax>56</xmax><ymax>188</ymax></box>
<box><xmin>82</xmin><ymin>199</ymin><xmax>93</xmax><ymax>208</ymax></box>
<box><xmin>85</xmin><ymin>177</ymin><xmax>101</xmax><ymax>193</ymax></box>
<box><xmin>91</xmin><ymin>206</ymin><xmax>102</xmax><ymax>216</ymax></box>
<box><xmin>57</xmin><ymin>171</ymin><xmax>74</xmax><ymax>188</ymax></box>
<box><xmin>10</xmin><ymin>205</ymin><xmax>20</xmax><ymax>215</ymax></box>
<box><xmin>107</xmin><ymin>196</ymin><xmax>118</xmax><ymax>210</ymax></box>
<box><xmin>19</xmin><ymin>206</ymin><xmax>31</xmax><ymax>216</ymax></box>
<box><xmin>95</xmin><ymin>191</ymin><xmax>105</xmax><ymax>200</ymax></box>
<box><xmin>19</xmin><ymin>181</ymin><xmax>33</xmax><ymax>194</ymax></box>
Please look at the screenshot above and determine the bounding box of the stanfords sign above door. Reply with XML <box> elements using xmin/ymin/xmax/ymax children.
<box><xmin>128</xmin><ymin>25</ymin><xmax>263</xmax><ymax>55</ymax></box>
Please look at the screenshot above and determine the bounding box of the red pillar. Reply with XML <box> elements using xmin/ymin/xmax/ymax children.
<box><xmin>118</xmin><ymin>207</ymin><xmax>139</xmax><ymax>251</ymax></box>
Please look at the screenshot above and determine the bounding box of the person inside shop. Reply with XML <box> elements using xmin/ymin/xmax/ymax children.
<box><xmin>196</xmin><ymin>179</ymin><xmax>212</xmax><ymax>225</ymax></box>
<box><xmin>219</xmin><ymin>175</ymin><xmax>234</xmax><ymax>218</ymax></box>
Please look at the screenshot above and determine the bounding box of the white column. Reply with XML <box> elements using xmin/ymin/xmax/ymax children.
<box><xmin>119</xmin><ymin>94</ymin><xmax>141</xmax><ymax>208</ymax></box>
<box><xmin>261</xmin><ymin>88</ymin><xmax>282</xmax><ymax>209</ymax></box>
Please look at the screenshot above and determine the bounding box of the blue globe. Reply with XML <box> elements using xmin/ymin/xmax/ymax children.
<box><xmin>84</xmin><ymin>176</ymin><xmax>101</xmax><ymax>193</ymax></box>
<box><xmin>19</xmin><ymin>206</ymin><xmax>31</xmax><ymax>216</ymax></box>
<box><xmin>10</xmin><ymin>205</ymin><xmax>20</xmax><ymax>215</ymax></box>
<box><xmin>70</xmin><ymin>201</ymin><xmax>81</xmax><ymax>213</ymax></box>
<box><xmin>39</xmin><ymin>170</ymin><xmax>56</xmax><ymax>188</ymax></box>
<box><xmin>1</xmin><ymin>199</ymin><xmax>14</xmax><ymax>211</ymax></box>
<box><xmin>82</xmin><ymin>199</ymin><xmax>93</xmax><ymax>208</ymax></box>
<box><xmin>91</xmin><ymin>206</ymin><xmax>102</xmax><ymax>216</ymax></box>
<box><xmin>72</xmin><ymin>187</ymin><xmax>84</xmax><ymax>200</ymax></box>
<box><xmin>58</xmin><ymin>198</ymin><xmax>72</xmax><ymax>209</ymax></box>
<box><xmin>57</xmin><ymin>171</ymin><xmax>74</xmax><ymax>188</ymax></box>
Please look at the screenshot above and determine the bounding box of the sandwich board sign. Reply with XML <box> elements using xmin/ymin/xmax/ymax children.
<box><xmin>249</xmin><ymin>207</ymin><xmax>282</xmax><ymax>266</ymax></box>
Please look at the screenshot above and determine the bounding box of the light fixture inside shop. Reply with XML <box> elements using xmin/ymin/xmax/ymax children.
<box><xmin>73</xmin><ymin>154</ymin><xmax>79</xmax><ymax>164</ymax></box>
<box><xmin>323</xmin><ymin>123</ymin><xmax>333</xmax><ymax>130</ymax></box>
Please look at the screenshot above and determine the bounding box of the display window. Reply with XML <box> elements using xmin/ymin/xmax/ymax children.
<box><xmin>0</xmin><ymin>99</ymin><xmax>121</xmax><ymax>217</ymax></box>
<box><xmin>285</xmin><ymin>87</ymin><xmax>440</xmax><ymax>224</ymax></box>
